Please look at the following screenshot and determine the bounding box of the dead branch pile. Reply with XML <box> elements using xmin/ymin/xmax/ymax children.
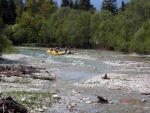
<box><xmin>0</xmin><ymin>96</ymin><xmax>28</xmax><ymax>113</ymax></box>
<box><xmin>0</xmin><ymin>65</ymin><xmax>55</xmax><ymax>81</ymax></box>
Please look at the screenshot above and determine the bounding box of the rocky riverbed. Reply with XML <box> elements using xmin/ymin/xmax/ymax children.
<box><xmin>0</xmin><ymin>49</ymin><xmax>150</xmax><ymax>113</ymax></box>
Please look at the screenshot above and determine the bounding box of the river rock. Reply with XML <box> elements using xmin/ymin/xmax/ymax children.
<box><xmin>85</xmin><ymin>100</ymin><xmax>92</xmax><ymax>104</ymax></box>
<box><xmin>21</xmin><ymin>97</ymin><xmax>26</xmax><ymax>102</ymax></box>
<box><xmin>109</xmin><ymin>101</ymin><xmax>113</xmax><ymax>104</ymax></box>
<box><xmin>34</xmin><ymin>108</ymin><xmax>44</xmax><ymax>112</ymax></box>
<box><xmin>142</xmin><ymin>99</ymin><xmax>146</xmax><ymax>102</ymax></box>
<box><xmin>52</xmin><ymin>94</ymin><xmax>61</xmax><ymax>100</ymax></box>
<box><xmin>83</xmin><ymin>97</ymin><xmax>91</xmax><ymax>100</ymax></box>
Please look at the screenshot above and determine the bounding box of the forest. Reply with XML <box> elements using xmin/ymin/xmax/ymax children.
<box><xmin>0</xmin><ymin>0</ymin><xmax>150</xmax><ymax>54</ymax></box>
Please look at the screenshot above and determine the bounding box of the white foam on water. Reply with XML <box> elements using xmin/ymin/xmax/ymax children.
<box><xmin>2</xmin><ymin>54</ymin><xmax>31</xmax><ymax>60</ymax></box>
<box><xmin>45</xmin><ymin>58</ymin><xmax>59</xmax><ymax>64</ymax></box>
<box><xmin>64</xmin><ymin>54</ymin><xmax>96</xmax><ymax>61</ymax></box>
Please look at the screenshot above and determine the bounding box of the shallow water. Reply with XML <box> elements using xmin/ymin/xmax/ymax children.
<box><xmin>16</xmin><ymin>47</ymin><xmax>150</xmax><ymax>81</ymax></box>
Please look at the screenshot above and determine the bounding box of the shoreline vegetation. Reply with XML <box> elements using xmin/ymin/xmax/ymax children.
<box><xmin>0</xmin><ymin>0</ymin><xmax>150</xmax><ymax>55</ymax></box>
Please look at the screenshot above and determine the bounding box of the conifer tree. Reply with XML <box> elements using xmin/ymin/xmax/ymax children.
<box><xmin>69</xmin><ymin>0</ymin><xmax>73</xmax><ymax>8</ymax></box>
<box><xmin>101</xmin><ymin>0</ymin><xmax>118</xmax><ymax>15</ymax></box>
<box><xmin>0</xmin><ymin>0</ymin><xmax>7</xmax><ymax>23</ymax></box>
<box><xmin>79</xmin><ymin>0</ymin><xmax>95</xmax><ymax>11</ymax></box>
<box><xmin>0</xmin><ymin>0</ymin><xmax>16</xmax><ymax>24</ymax></box>
<box><xmin>0</xmin><ymin>0</ymin><xmax>5</xmax><ymax>17</ymax></box>
<box><xmin>74</xmin><ymin>0</ymin><xmax>79</xmax><ymax>9</ymax></box>
<box><xmin>61</xmin><ymin>0</ymin><xmax>69</xmax><ymax>7</ymax></box>
<box><xmin>121</xmin><ymin>0</ymin><xmax>125</xmax><ymax>11</ymax></box>
<box><xmin>7</xmin><ymin>0</ymin><xmax>16</xmax><ymax>24</ymax></box>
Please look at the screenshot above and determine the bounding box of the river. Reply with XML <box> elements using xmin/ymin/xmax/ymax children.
<box><xmin>1</xmin><ymin>47</ymin><xmax>150</xmax><ymax>113</ymax></box>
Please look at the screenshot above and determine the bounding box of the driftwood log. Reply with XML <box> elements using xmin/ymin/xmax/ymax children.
<box><xmin>141</xmin><ymin>93</ymin><xmax>150</xmax><ymax>95</ymax></box>
<box><xmin>102</xmin><ymin>74</ymin><xmax>110</xmax><ymax>80</ymax></box>
<box><xmin>97</xmin><ymin>96</ymin><xmax>109</xmax><ymax>104</ymax></box>
<box><xmin>0</xmin><ymin>71</ymin><xmax>55</xmax><ymax>81</ymax></box>
<box><xmin>0</xmin><ymin>65</ymin><xmax>43</xmax><ymax>74</ymax></box>
<box><xmin>0</xmin><ymin>65</ymin><xmax>55</xmax><ymax>81</ymax></box>
<box><xmin>0</xmin><ymin>96</ymin><xmax>28</xmax><ymax>113</ymax></box>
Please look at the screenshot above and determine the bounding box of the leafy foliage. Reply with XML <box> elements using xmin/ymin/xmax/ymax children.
<box><xmin>0</xmin><ymin>0</ymin><xmax>150</xmax><ymax>54</ymax></box>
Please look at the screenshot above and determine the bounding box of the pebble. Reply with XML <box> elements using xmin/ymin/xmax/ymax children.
<box><xmin>52</xmin><ymin>94</ymin><xmax>61</xmax><ymax>99</ymax></box>
<box><xmin>142</xmin><ymin>99</ymin><xmax>146</xmax><ymax>102</ymax></box>
<box><xmin>83</xmin><ymin>97</ymin><xmax>91</xmax><ymax>100</ymax></box>
<box><xmin>85</xmin><ymin>100</ymin><xmax>92</xmax><ymax>104</ymax></box>
<box><xmin>21</xmin><ymin>97</ymin><xmax>26</xmax><ymax>102</ymax></box>
<box><xmin>30</xmin><ymin>110</ymin><xmax>39</xmax><ymax>113</ymax></box>
<box><xmin>34</xmin><ymin>108</ymin><xmax>44</xmax><ymax>112</ymax></box>
<box><xmin>109</xmin><ymin>101</ymin><xmax>113</xmax><ymax>104</ymax></box>
<box><xmin>72</xmin><ymin>90</ymin><xmax>78</xmax><ymax>94</ymax></box>
<box><xmin>43</xmin><ymin>105</ymin><xmax>48</xmax><ymax>110</ymax></box>
<box><xmin>67</xmin><ymin>102</ymin><xmax>76</xmax><ymax>108</ymax></box>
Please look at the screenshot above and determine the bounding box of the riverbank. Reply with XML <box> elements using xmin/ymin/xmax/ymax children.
<box><xmin>1</xmin><ymin>51</ymin><xmax>150</xmax><ymax>113</ymax></box>
<box><xmin>75</xmin><ymin>73</ymin><xmax>150</xmax><ymax>93</ymax></box>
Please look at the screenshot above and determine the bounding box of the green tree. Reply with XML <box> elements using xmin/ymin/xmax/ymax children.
<box><xmin>25</xmin><ymin>0</ymin><xmax>37</xmax><ymax>16</ymax></box>
<box><xmin>76</xmin><ymin>10</ymin><xmax>92</xmax><ymax>47</ymax></box>
<box><xmin>79</xmin><ymin>0</ymin><xmax>95</xmax><ymax>11</ymax></box>
<box><xmin>0</xmin><ymin>0</ymin><xmax>5</xmax><ymax>17</ymax></box>
<box><xmin>0</xmin><ymin>18</ymin><xmax>12</xmax><ymax>54</ymax></box>
<box><xmin>0</xmin><ymin>17</ymin><xmax>4</xmax><ymax>29</ymax></box>
<box><xmin>69</xmin><ymin>0</ymin><xmax>73</xmax><ymax>8</ymax></box>
<box><xmin>20</xmin><ymin>12</ymin><xmax>37</xmax><ymax>43</ymax></box>
<box><xmin>39</xmin><ymin>0</ymin><xmax>57</xmax><ymax>19</ymax></box>
<box><xmin>0</xmin><ymin>35</ymin><xmax>12</xmax><ymax>54</ymax></box>
<box><xmin>74</xmin><ymin>0</ymin><xmax>79</xmax><ymax>9</ymax></box>
<box><xmin>49</xmin><ymin>7</ymin><xmax>71</xmax><ymax>46</ymax></box>
<box><xmin>121</xmin><ymin>0</ymin><xmax>125</xmax><ymax>11</ymax></box>
<box><xmin>0</xmin><ymin>0</ymin><xmax>16</xmax><ymax>24</ymax></box>
<box><xmin>62</xmin><ymin>9</ymin><xmax>80</xmax><ymax>46</ymax></box>
<box><xmin>15</xmin><ymin>0</ymin><xmax>24</xmax><ymax>22</ymax></box>
<box><xmin>130</xmin><ymin>20</ymin><xmax>150</xmax><ymax>54</ymax></box>
<box><xmin>61</xmin><ymin>0</ymin><xmax>69</xmax><ymax>7</ymax></box>
<box><xmin>12</xmin><ymin>24</ymin><xmax>26</xmax><ymax>45</ymax></box>
<box><xmin>101</xmin><ymin>0</ymin><xmax>118</xmax><ymax>15</ymax></box>
<box><xmin>91</xmin><ymin>10</ymin><xmax>112</xmax><ymax>47</ymax></box>
<box><xmin>93</xmin><ymin>18</ymin><xmax>115</xmax><ymax>49</ymax></box>
<box><xmin>7</xmin><ymin>0</ymin><xmax>16</xmax><ymax>24</ymax></box>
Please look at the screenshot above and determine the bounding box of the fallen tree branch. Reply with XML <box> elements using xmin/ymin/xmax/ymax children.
<box><xmin>0</xmin><ymin>71</ymin><xmax>55</xmax><ymax>81</ymax></box>
<box><xmin>0</xmin><ymin>96</ymin><xmax>28</xmax><ymax>113</ymax></box>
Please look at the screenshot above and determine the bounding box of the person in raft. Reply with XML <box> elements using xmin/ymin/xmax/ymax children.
<box><xmin>65</xmin><ymin>45</ymin><xmax>72</xmax><ymax>54</ymax></box>
<box><xmin>55</xmin><ymin>44</ymin><xmax>62</xmax><ymax>52</ymax></box>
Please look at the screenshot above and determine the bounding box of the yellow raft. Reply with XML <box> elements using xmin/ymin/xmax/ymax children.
<box><xmin>47</xmin><ymin>49</ymin><xmax>65</xmax><ymax>55</ymax></box>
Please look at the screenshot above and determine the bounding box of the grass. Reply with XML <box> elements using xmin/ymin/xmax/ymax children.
<box><xmin>3</xmin><ymin>46</ymin><xmax>19</xmax><ymax>54</ymax></box>
<box><xmin>2</xmin><ymin>91</ymin><xmax>57</xmax><ymax>111</ymax></box>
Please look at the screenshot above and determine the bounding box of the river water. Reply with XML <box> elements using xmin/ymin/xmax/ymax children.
<box><xmin>1</xmin><ymin>47</ymin><xmax>150</xmax><ymax>113</ymax></box>
<box><xmin>17</xmin><ymin>47</ymin><xmax>150</xmax><ymax>81</ymax></box>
